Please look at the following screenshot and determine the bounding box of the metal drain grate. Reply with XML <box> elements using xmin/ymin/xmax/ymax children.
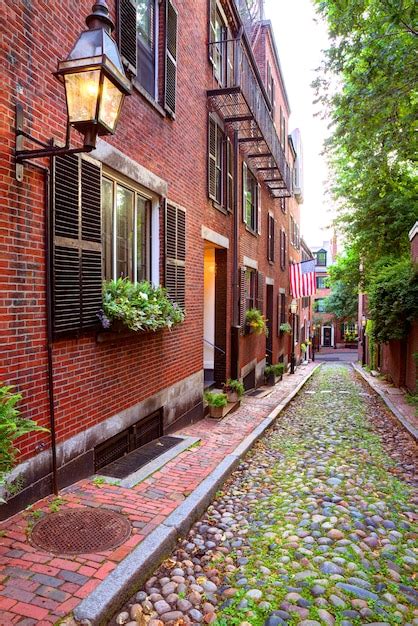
<box><xmin>98</xmin><ymin>435</ymin><xmax>183</xmax><ymax>479</ymax></box>
<box><xmin>30</xmin><ymin>508</ymin><xmax>131</xmax><ymax>555</ymax></box>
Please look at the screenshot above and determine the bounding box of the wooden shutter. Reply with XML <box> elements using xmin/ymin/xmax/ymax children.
<box><xmin>226</xmin><ymin>137</ymin><xmax>233</xmax><ymax>212</ymax></box>
<box><xmin>52</xmin><ymin>155</ymin><xmax>102</xmax><ymax>336</ymax></box>
<box><xmin>256</xmin><ymin>271</ymin><xmax>264</xmax><ymax>313</ymax></box>
<box><xmin>208</xmin><ymin>0</ymin><xmax>216</xmax><ymax>65</ymax></box>
<box><xmin>239</xmin><ymin>266</ymin><xmax>247</xmax><ymax>328</ymax></box>
<box><xmin>165</xmin><ymin>202</ymin><xmax>186</xmax><ymax>310</ymax></box>
<box><xmin>242</xmin><ymin>162</ymin><xmax>248</xmax><ymax>223</ymax></box>
<box><xmin>118</xmin><ymin>0</ymin><xmax>137</xmax><ymax>77</ymax></box>
<box><xmin>164</xmin><ymin>0</ymin><xmax>178</xmax><ymax>116</ymax></box>
<box><xmin>268</xmin><ymin>214</ymin><xmax>274</xmax><ymax>262</ymax></box>
<box><xmin>257</xmin><ymin>182</ymin><xmax>261</xmax><ymax>235</ymax></box>
<box><xmin>208</xmin><ymin>117</ymin><xmax>217</xmax><ymax>200</ymax></box>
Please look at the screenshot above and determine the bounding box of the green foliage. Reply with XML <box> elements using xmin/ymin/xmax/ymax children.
<box><xmin>265</xmin><ymin>363</ymin><xmax>285</xmax><ymax>378</ymax></box>
<box><xmin>0</xmin><ymin>386</ymin><xmax>48</xmax><ymax>501</ymax></box>
<box><xmin>367</xmin><ymin>258</ymin><xmax>418</xmax><ymax>342</ymax></box>
<box><xmin>224</xmin><ymin>379</ymin><xmax>245</xmax><ymax>398</ymax></box>
<box><xmin>365</xmin><ymin>319</ymin><xmax>377</xmax><ymax>368</ymax></box>
<box><xmin>204</xmin><ymin>392</ymin><xmax>228</xmax><ymax>408</ymax></box>
<box><xmin>245</xmin><ymin>308</ymin><xmax>268</xmax><ymax>335</ymax></box>
<box><xmin>279</xmin><ymin>322</ymin><xmax>291</xmax><ymax>334</ymax></box>
<box><xmin>300</xmin><ymin>343</ymin><xmax>307</xmax><ymax>353</ymax></box>
<box><xmin>324</xmin><ymin>280</ymin><xmax>358</xmax><ymax>320</ymax></box>
<box><xmin>101</xmin><ymin>278</ymin><xmax>185</xmax><ymax>332</ymax></box>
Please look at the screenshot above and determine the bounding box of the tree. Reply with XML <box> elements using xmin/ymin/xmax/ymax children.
<box><xmin>325</xmin><ymin>280</ymin><xmax>358</xmax><ymax>320</ymax></box>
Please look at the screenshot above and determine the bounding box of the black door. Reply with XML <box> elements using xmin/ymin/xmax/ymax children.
<box><xmin>323</xmin><ymin>327</ymin><xmax>332</xmax><ymax>347</ymax></box>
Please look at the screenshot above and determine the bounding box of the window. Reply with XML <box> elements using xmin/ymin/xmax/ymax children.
<box><xmin>118</xmin><ymin>0</ymin><xmax>178</xmax><ymax>115</ymax></box>
<box><xmin>209</xmin><ymin>1</ymin><xmax>233</xmax><ymax>88</ymax></box>
<box><xmin>293</xmin><ymin>314</ymin><xmax>300</xmax><ymax>343</ymax></box>
<box><xmin>290</xmin><ymin>216</ymin><xmax>300</xmax><ymax>249</ymax></box>
<box><xmin>279</xmin><ymin>107</ymin><xmax>286</xmax><ymax>149</ymax></box>
<box><xmin>245</xmin><ymin>268</ymin><xmax>257</xmax><ymax>310</ymax></box>
<box><xmin>208</xmin><ymin>116</ymin><xmax>234</xmax><ymax>210</ymax></box>
<box><xmin>316</xmin><ymin>276</ymin><xmax>327</xmax><ymax>289</ymax></box>
<box><xmin>280</xmin><ymin>229</ymin><xmax>287</xmax><ymax>270</ymax></box>
<box><xmin>278</xmin><ymin>291</ymin><xmax>286</xmax><ymax>334</ymax></box>
<box><xmin>280</xmin><ymin>197</ymin><xmax>286</xmax><ymax>214</ymax></box>
<box><xmin>243</xmin><ymin>163</ymin><xmax>259</xmax><ymax>232</ymax></box>
<box><xmin>102</xmin><ymin>174</ymin><xmax>151</xmax><ymax>282</ymax></box>
<box><xmin>315</xmin><ymin>298</ymin><xmax>326</xmax><ymax>312</ymax></box>
<box><xmin>136</xmin><ymin>0</ymin><xmax>158</xmax><ymax>97</ymax></box>
<box><xmin>302</xmin><ymin>296</ymin><xmax>310</xmax><ymax>308</ymax></box>
<box><xmin>267</xmin><ymin>214</ymin><xmax>275</xmax><ymax>262</ymax></box>
<box><xmin>315</xmin><ymin>250</ymin><xmax>327</xmax><ymax>266</ymax></box>
<box><xmin>266</xmin><ymin>62</ymin><xmax>275</xmax><ymax>116</ymax></box>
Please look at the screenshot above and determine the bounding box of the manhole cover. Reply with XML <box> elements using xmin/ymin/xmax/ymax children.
<box><xmin>30</xmin><ymin>508</ymin><xmax>131</xmax><ymax>555</ymax></box>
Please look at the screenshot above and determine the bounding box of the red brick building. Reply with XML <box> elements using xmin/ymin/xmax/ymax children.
<box><xmin>1</xmin><ymin>0</ymin><xmax>305</xmax><ymax>517</ymax></box>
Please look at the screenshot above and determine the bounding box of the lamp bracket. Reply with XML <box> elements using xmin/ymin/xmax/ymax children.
<box><xmin>15</xmin><ymin>103</ymin><xmax>93</xmax><ymax>181</ymax></box>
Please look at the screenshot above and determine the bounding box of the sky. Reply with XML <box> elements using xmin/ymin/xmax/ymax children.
<box><xmin>264</xmin><ymin>0</ymin><xmax>334</xmax><ymax>249</ymax></box>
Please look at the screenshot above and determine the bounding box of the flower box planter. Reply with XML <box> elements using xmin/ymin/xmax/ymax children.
<box><xmin>345</xmin><ymin>342</ymin><xmax>358</xmax><ymax>349</ymax></box>
<box><xmin>207</xmin><ymin>400</ymin><xmax>240</xmax><ymax>420</ymax></box>
<box><xmin>265</xmin><ymin>373</ymin><xmax>283</xmax><ymax>386</ymax></box>
<box><xmin>226</xmin><ymin>390</ymin><xmax>240</xmax><ymax>403</ymax></box>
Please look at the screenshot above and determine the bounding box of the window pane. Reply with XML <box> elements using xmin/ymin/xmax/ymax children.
<box><xmin>136</xmin><ymin>196</ymin><xmax>148</xmax><ymax>282</ymax></box>
<box><xmin>102</xmin><ymin>177</ymin><xmax>113</xmax><ymax>280</ymax></box>
<box><xmin>137</xmin><ymin>0</ymin><xmax>154</xmax><ymax>49</ymax></box>
<box><xmin>116</xmin><ymin>185</ymin><xmax>134</xmax><ymax>279</ymax></box>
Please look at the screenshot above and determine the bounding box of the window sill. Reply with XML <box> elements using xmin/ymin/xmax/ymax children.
<box><xmin>133</xmin><ymin>81</ymin><xmax>167</xmax><ymax>119</ymax></box>
<box><xmin>245</xmin><ymin>226</ymin><xmax>258</xmax><ymax>237</ymax></box>
<box><xmin>212</xmin><ymin>200</ymin><xmax>229</xmax><ymax>215</ymax></box>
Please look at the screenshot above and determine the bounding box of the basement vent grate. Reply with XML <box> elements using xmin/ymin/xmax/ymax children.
<box><xmin>30</xmin><ymin>508</ymin><xmax>131</xmax><ymax>555</ymax></box>
<box><xmin>98</xmin><ymin>435</ymin><xmax>183</xmax><ymax>479</ymax></box>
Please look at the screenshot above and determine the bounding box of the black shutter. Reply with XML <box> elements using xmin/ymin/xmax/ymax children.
<box><xmin>256</xmin><ymin>271</ymin><xmax>264</xmax><ymax>314</ymax></box>
<box><xmin>268</xmin><ymin>214</ymin><xmax>274</xmax><ymax>262</ymax></box>
<box><xmin>208</xmin><ymin>117</ymin><xmax>217</xmax><ymax>200</ymax></box>
<box><xmin>239</xmin><ymin>266</ymin><xmax>247</xmax><ymax>328</ymax></box>
<box><xmin>52</xmin><ymin>155</ymin><xmax>102</xmax><ymax>336</ymax></box>
<box><xmin>118</xmin><ymin>0</ymin><xmax>137</xmax><ymax>77</ymax></box>
<box><xmin>226</xmin><ymin>137</ymin><xmax>233</xmax><ymax>212</ymax></box>
<box><xmin>164</xmin><ymin>0</ymin><xmax>178</xmax><ymax>116</ymax></box>
<box><xmin>165</xmin><ymin>202</ymin><xmax>186</xmax><ymax>310</ymax></box>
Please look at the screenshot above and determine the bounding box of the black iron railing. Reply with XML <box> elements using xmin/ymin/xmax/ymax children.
<box><xmin>208</xmin><ymin>37</ymin><xmax>292</xmax><ymax>196</ymax></box>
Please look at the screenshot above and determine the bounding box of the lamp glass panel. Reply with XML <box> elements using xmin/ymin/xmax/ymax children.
<box><xmin>98</xmin><ymin>76</ymin><xmax>123</xmax><ymax>131</ymax></box>
<box><xmin>64</xmin><ymin>70</ymin><xmax>101</xmax><ymax>123</ymax></box>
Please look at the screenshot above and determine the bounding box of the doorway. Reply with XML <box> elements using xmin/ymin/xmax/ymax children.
<box><xmin>323</xmin><ymin>326</ymin><xmax>332</xmax><ymax>347</ymax></box>
<box><xmin>203</xmin><ymin>244</ymin><xmax>227</xmax><ymax>387</ymax></box>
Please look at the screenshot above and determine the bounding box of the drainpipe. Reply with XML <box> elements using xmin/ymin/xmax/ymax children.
<box><xmin>231</xmin><ymin>129</ymin><xmax>240</xmax><ymax>379</ymax></box>
<box><xmin>45</xmin><ymin>165</ymin><xmax>59</xmax><ymax>496</ymax></box>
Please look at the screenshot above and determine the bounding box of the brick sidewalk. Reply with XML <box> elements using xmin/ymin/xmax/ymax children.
<box><xmin>0</xmin><ymin>364</ymin><xmax>316</xmax><ymax>625</ymax></box>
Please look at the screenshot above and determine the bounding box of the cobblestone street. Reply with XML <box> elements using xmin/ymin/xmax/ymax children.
<box><xmin>114</xmin><ymin>365</ymin><xmax>418</xmax><ymax>626</ymax></box>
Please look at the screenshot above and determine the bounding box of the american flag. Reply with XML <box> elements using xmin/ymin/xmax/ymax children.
<box><xmin>290</xmin><ymin>259</ymin><xmax>316</xmax><ymax>298</ymax></box>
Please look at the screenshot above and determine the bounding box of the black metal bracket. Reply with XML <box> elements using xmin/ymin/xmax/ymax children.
<box><xmin>15</xmin><ymin>103</ymin><xmax>93</xmax><ymax>181</ymax></box>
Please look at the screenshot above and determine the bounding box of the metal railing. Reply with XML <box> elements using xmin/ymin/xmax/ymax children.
<box><xmin>208</xmin><ymin>37</ymin><xmax>292</xmax><ymax>194</ymax></box>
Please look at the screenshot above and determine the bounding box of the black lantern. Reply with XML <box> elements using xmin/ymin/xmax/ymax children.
<box><xmin>54</xmin><ymin>0</ymin><xmax>131</xmax><ymax>147</ymax></box>
<box><xmin>15</xmin><ymin>0</ymin><xmax>131</xmax><ymax>178</ymax></box>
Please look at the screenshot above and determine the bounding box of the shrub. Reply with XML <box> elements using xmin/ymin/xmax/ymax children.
<box><xmin>223</xmin><ymin>379</ymin><xmax>244</xmax><ymax>398</ymax></box>
<box><xmin>279</xmin><ymin>322</ymin><xmax>291</xmax><ymax>334</ymax></box>
<box><xmin>368</xmin><ymin>257</ymin><xmax>418</xmax><ymax>343</ymax></box>
<box><xmin>245</xmin><ymin>308</ymin><xmax>268</xmax><ymax>335</ymax></box>
<box><xmin>204</xmin><ymin>392</ymin><xmax>228</xmax><ymax>408</ymax></box>
<box><xmin>265</xmin><ymin>363</ymin><xmax>285</xmax><ymax>378</ymax></box>
<box><xmin>0</xmin><ymin>386</ymin><xmax>48</xmax><ymax>502</ymax></box>
<box><xmin>99</xmin><ymin>278</ymin><xmax>185</xmax><ymax>332</ymax></box>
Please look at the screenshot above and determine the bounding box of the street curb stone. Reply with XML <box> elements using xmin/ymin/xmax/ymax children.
<box><xmin>352</xmin><ymin>363</ymin><xmax>417</xmax><ymax>441</ymax></box>
<box><xmin>73</xmin><ymin>363</ymin><xmax>321</xmax><ymax>625</ymax></box>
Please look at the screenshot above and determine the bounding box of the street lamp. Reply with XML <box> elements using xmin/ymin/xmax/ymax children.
<box><xmin>15</xmin><ymin>0</ymin><xmax>131</xmax><ymax>179</ymax></box>
<box><xmin>290</xmin><ymin>298</ymin><xmax>298</xmax><ymax>374</ymax></box>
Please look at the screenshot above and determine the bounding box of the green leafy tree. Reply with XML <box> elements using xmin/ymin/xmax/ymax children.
<box><xmin>325</xmin><ymin>280</ymin><xmax>358</xmax><ymax>320</ymax></box>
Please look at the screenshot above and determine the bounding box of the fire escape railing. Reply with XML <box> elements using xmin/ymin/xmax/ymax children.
<box><xmin>208</xmin><ymin>37</ymin><xmax>292</xmax><ymax>198</ymax></box>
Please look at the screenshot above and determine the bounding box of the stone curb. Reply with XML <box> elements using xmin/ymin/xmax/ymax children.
<box><xmin>73</xmin><ymin>363</ymin><xmax>321</xmax><ymax>625</ymax></box>
<box><xmin>352</xmin><ymin>363</ymin><xmax>418</xmax><ymax>441</ymax></box>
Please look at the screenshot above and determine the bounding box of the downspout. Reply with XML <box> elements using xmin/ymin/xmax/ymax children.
<box><xmin>231</xmin><ymin>128</ymin><xmax>240</xmax><ymax>379</ymax></box>
<box><xmin>21</xmin><ymin>161</ymin><xmax>59</xmax><ymax>496</ymax></box>
<box><xmin>45</xmin><ymin>165</ymin><xmax>59</xmax><ymax>496</ymax></box>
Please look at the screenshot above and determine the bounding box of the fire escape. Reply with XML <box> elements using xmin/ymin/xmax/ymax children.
<box><xmin>208</xmin><ymin>35</ymin><xmax>292</xmax><ymax>198</ymax></box>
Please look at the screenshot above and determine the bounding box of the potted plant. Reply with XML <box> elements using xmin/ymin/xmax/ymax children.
<box><xmin>204</xmin><ymin>391</ymin><xmax>228</xmax><ymax>419</ymax></box>
<box><xmin>245</xmin><ymin>309</ymin><xmax>268</xmax><ymax>336</ymax></box>
<box><xmin>279</xmin><ymin>322</ymin><xmax>292</xmax><ymax>335</ymax></box>
<box><xmin>223</xmin><ymin>379</ymin><xmax>244</xmax><ymax>403</ymax></box>
<box><xmin>264</xmin><ymin>363</ymin><xmax>285</xmax><ymax>386</ymax></box>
